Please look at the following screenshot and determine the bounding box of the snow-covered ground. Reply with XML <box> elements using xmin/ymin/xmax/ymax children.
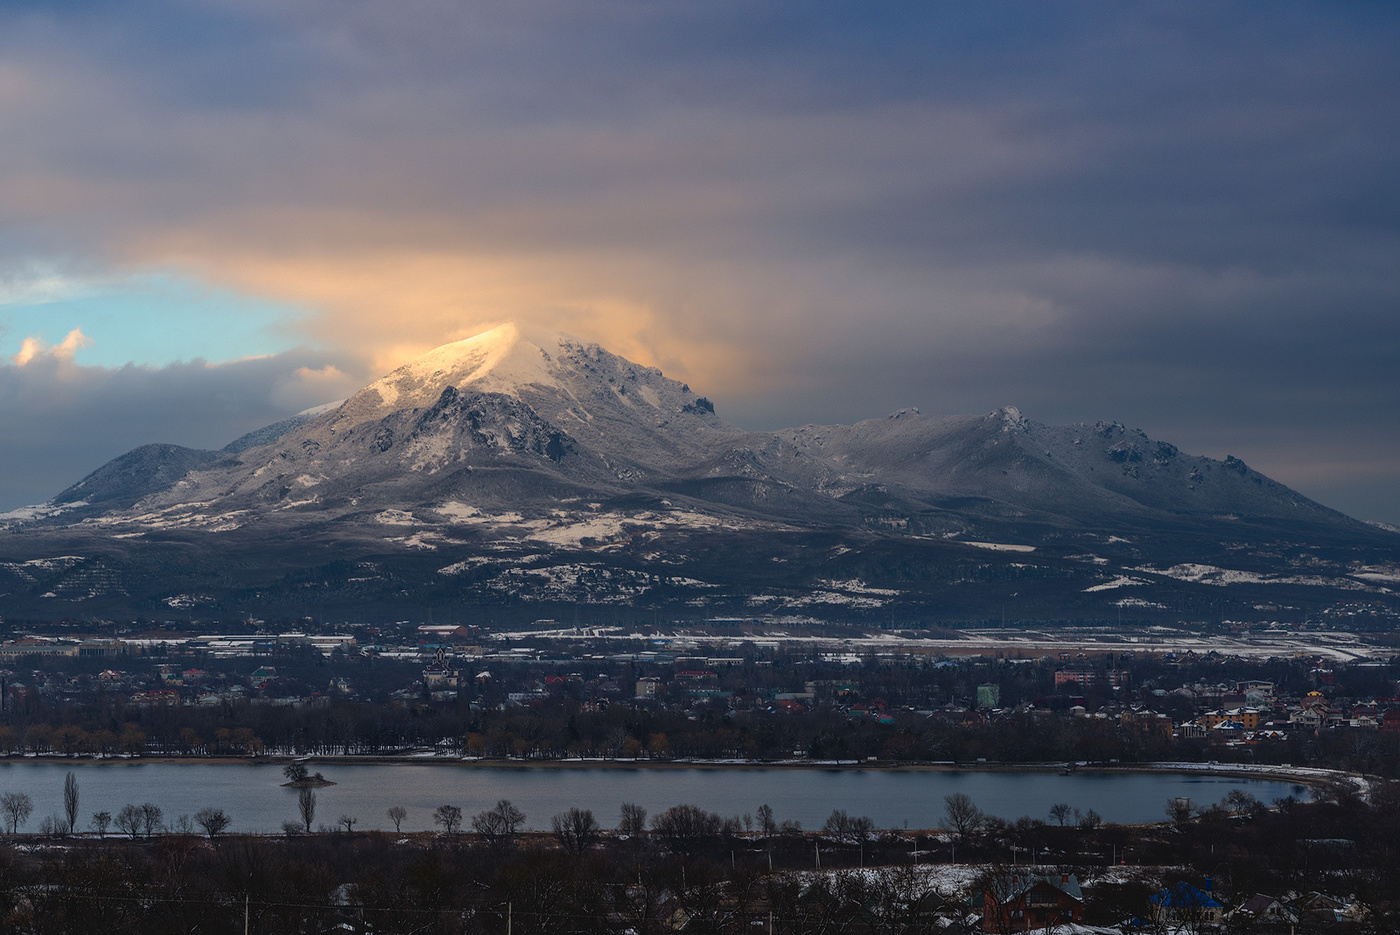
<box><xmin>1135</xmin><ymin>563</ymin><xmax>1382</xmax><ymax>592</ymax></box>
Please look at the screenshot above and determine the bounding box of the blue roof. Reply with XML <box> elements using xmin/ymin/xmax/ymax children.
<box><xmin>1151</xmin><ymin>883</ymin><xmax>1222</xmax><ymax>909</ymax></box>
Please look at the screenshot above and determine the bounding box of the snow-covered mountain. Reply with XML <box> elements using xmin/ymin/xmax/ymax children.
<box><xmin>0</xmin><ymin>324</ymin><xmax>1395</xmax><ymax>622</ymax></box>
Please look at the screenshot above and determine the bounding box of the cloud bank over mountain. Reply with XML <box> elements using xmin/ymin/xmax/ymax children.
<box><xmin>0</xmin><ymin>349</ymin><xmax>363</xmax><ymax>507</ymax></box>
<box><xmin>0</xmin><ymin>2</ymin><xmax>1397</xmax><ymax>520</ymax></box>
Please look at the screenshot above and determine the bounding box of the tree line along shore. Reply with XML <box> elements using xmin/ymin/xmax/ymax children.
<box><xmin>0</xmin><ymin>768</ymin><xmax>1393</xmax><ymax>933</ymax></box>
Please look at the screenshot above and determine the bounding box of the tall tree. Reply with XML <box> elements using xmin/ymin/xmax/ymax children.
<box><xmin>756</xmin><ymin>803</ymin><xmax>776</xmax><ymax>837</ymax></box>
<box><xmin>619</xmin><ymin>802</ymin><xmax>647</xmax><ymax>837</ymax></box>
<box><xmin>298</xmin><ymin>787</ymin><xmax>316</xmax><ymax>833</ymax></box>
<box><xmin>63</xmin><ymin>772</ymin><xmax>79</xmax><ymax>835</ymax></box>
<box><xmin>139</xmin><ymin>802</ymin><xmax>163</xmax><ymax>837</ymax></box>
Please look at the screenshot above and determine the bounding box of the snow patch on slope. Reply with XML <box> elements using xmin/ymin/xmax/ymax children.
<box><xmin>1136</xmin><ymin>563</ymin><xmax>1378</xmax><ymax>590</ymax></box>
<box><xmin>0</xmin><ymin>501</ymin><xmax>87</xmax><ymax>527</ymax></box>
<box><xmin>1083</xmin><ymin>576</ymin><xmax>1149</xmax><ymax>592</ymax></box>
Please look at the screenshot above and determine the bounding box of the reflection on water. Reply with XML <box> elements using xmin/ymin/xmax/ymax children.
<box><xmin>0</xmin><ymin>761</ymin><xmax>1309</xmax><ymax>834</ymax></box>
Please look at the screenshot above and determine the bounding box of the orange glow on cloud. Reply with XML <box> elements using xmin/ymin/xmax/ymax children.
<box><xmin>122</xmin><ymin>225</ymin><xmax>783</xmax><ymax>396</ymax></box>
<box><xmin>11</xmin><ymin>328</ymin><xmax>91</xmax><ymax>367</ymax></box>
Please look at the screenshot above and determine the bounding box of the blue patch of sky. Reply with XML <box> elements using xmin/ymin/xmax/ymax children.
<box><xmin>0</xmin><ymin>274</ymin><xmax>308</xmax><ymax>368</ymax></box>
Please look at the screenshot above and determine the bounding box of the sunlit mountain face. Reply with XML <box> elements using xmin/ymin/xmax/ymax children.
<box><xmin>0</xmin><ymin>325</ymin><xmax>1395</xmax><ymax>624</ymax></box>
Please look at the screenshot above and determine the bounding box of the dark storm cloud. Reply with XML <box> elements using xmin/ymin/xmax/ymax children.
<box><xmin>0</xmin><ymin>2</ymin><xmax>1397</xmax><ymax>520</ymax></box>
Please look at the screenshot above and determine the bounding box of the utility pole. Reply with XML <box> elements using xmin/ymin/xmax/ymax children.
<box><xmin>244</xmin><ymin>893</ymin><xmax>249</xmax><ymax>935</ymax></box>
<box><xmin>507</xmin><ymin>902</ymin><xmax>512</xmax><ymax>935</ymax></box>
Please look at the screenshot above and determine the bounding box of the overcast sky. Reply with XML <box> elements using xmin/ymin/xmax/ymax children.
<box><xmin>1</xmin><ymin>2</ymin><xmax>1397</xmax><ymax>523</ymax></box>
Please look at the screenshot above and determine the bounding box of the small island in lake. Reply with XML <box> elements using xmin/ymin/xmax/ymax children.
<box><xmin>280</xmin><ymin>763</ymin><xmax>336</xmax><ymax>787</ymax></box>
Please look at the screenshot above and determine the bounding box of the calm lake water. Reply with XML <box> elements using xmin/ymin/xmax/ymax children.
<box><xmin>0</xmin><ymin>761</ymin><xmax>1310</xmax><ymax>834</ymax></box>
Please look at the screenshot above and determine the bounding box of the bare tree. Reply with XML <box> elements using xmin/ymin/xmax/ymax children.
<box><xmin>619</xmin><ymin>802</ymin><xmax>647</xmax><ymax>837</ymax></box>
<box><xmin>1223</xmin><ymin>789</ymin><xmax>1260</xmax><ymax>818</ymax></box>
<box><xmin>1049</xmin><ymin>802</ymin><xmax>1073</xmax><ymax>826</ymax></box>
<box><xmin>338</xmin><ymin>814</ymin><xmax>358</xmax><ymax>833</ymax></box>
<box><xmin>822</xmin><ymin>809</ymin><xmax>874</xmax><ymax>845</ymax></box>
<box><xmin>1165</xmin><ymin>797</ymin><xmax>1194</xmax><ymax>831</ymax></box>
<box><xmin>194</xmin><ymin>807</ymin><xmax>231</xmax><ymax>838</ymax></box>
<box><xmin>941</xmin><ymin>793</ymin><xmax>985</xmax><ymax>837</ymax></box>
<box><xmin>472</xmin><ymin>799</ymin><xmax>525</xmax><ymax>847</ymax></box>
<box><xmin>387</xmin><ymin>806</ymin><xmax>408</xmax><ymax>832</ymax></box>
<box><xmin>115</xmin><ymin>804</ymin><xmax>143</xmax><ymax>839</ymax></box>
<box><xmin>756</xmin><ymin>803</ymin><xmax>776</xmax><ymax>836</ymax></box>
<box><xmin>433</xmin><ymin>804</ymin><xmax>462</xmax><ymax>835</ymax></box>
<box><xmin>0</xmin><ymin>792</ymin><xmax>33</xmax><ymax>834</ymax></box>
<box><xmin>283</xmin><ymin>762</ymin><xmax>309</xmax><ymax>784</ymax></box>
<box><xmin>139</xmin><ymin>802</ymin><xmax>163</xmax><ymax>837</ymax></box>
<box><xmin>651</xmin><ymin>803</ymin><xmax>721</xmax><ymax>855</ymax></box>
<box><xmin>552</xmin><ymin>807</ymin><xmax>600</xmax><ymax>856</ymax></box>
<box><xmin>63</xmin><ymin>772</ymin><xmax>79</xmax><ymax>835</ymax></box>
<box><xmin>298</xmin><ymin>787</ymin><xmax>316</xmax><ymax>833</ymax></box>
<box><xmin>90</xmin><ymin>810</ymin><xmax>112</xmax><ymax>837</ymax></box>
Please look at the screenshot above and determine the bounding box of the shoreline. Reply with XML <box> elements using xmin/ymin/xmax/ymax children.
<box><xmin>0</xmin><ymin>752</ymin><xmax>1357</xmax><ymax>790</ymax></box>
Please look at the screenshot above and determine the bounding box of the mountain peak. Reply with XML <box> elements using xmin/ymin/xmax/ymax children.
<box><xmin>380</xmin><ymin>323</ymin><xmax>559</xmax><ymax>396</ymax></box>
<box><xmin>337</xmin><ymin>323</ymin><xmax>581</xmax><ymax>425</ymax></box>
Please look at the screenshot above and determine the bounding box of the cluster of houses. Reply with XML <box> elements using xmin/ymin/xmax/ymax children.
<box><xmin>4</xmin><ymin>661</ymin><xmax>352</xmax><ymax>713</ymax></box>
<box><xmin>934</xmin><ymin>667</ymin><xmax>1400</xmax><ymax>749</ymax></box>
<box><xmin>977</xmin><ymin>874</ymin><xmax>1365</xmax><ymax>932</ymax></box>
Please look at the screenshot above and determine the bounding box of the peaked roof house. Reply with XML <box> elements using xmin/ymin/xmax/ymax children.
<box><xmin>1150</xmin><ymin>881</ymin><xmax>1223</xmax><ymax>929</ymax></box>
<box><xmin>1229</xmin><ymin>893</ymin><xmax>1298</xmax><ymax>928</ymax></box>
<box><xmin>1291</xmin><ymin>891</ymin><xmax>1350</xmax><ymax>926</ymax></box>
<box><xmin>982</xmin><ymin>873</ymin><xmax>1084</xmax><ymax>933</ymax></box>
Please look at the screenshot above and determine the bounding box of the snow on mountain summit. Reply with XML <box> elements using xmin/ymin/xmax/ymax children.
<box><xmin>351</xmin><ymin>323</ymin><xmax>563</xmax><ymax>421</ymax></box>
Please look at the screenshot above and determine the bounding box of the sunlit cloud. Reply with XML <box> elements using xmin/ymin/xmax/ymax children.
<box><xmin>10</xmin><ymin>327</ymin><xmax>91</xmax><ymax>366</ymax></box>
<box><xmin>11</xmin><ymin>336</ymin><xmax>43</xmax><ymax>367</ymax></box>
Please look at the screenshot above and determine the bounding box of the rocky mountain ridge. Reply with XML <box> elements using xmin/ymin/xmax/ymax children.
<box><xmin>0</xmin><ymin>323</ymin><xmax>1395</xmax><ymax>623</ymax></box>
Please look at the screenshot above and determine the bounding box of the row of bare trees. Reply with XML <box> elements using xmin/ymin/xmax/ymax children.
<box><xmin>0</xmin><ymin>771</ymin><xmax>233</xmax><ymax>839</ymax></box>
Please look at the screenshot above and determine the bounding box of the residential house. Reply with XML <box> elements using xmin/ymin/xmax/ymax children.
<box><xmin>982</xmin><ymin>873</ymin><xmax>1084</xmax><ymax>932</ymax></box>
<box><xmin>1229</xmin><ymin>893</ymin><xmax>1298</xmax><ymax>929</ymax></box>
<box><xmin>1150</xmin><ymin>882</ymin><xmax>1224</xmax><ymax>929</ymax></box>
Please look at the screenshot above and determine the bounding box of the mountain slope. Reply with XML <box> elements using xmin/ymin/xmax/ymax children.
<box><xmin>0</xmin><ymin>323</ymin><xmax>1394</xmax><ymax>623</ymax></box>
<box><xmin>771</xmin><ymin>407</ymin><xmax>1365</xmax><ymax>532</ymax></box>
<box><xmin>51</xmin><ymin>444</ymin><xmax>230</xmax><ymax>510</ymax></box>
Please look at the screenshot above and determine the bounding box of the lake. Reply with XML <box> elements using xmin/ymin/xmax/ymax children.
<box><xmin>0</xmin><ymin>760</ymin><xmax>1310</xmax><ymax>834</ymax></box>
